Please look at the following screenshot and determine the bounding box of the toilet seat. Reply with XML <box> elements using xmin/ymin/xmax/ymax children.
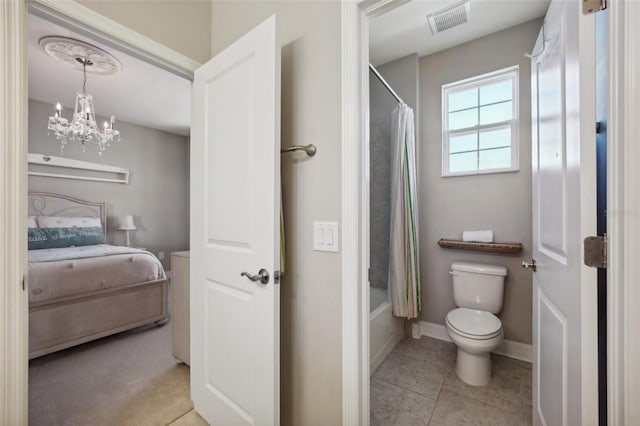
<box><xmin>446</xmin><ymin>308</ymin><xmax>502</xmax><ymax>340</ymax></box>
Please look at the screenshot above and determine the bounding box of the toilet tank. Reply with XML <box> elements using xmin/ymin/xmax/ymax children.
<box><xmin>450</xmin><ymin>262</ymin><xmax>507</xmax><ymax>314</ymax></box>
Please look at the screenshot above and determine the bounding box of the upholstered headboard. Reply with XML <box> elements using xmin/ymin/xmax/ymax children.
<box><xmin>28</xmin><ymin>192</ymin><xmax>107</xmax><ymax>237</ymax></box>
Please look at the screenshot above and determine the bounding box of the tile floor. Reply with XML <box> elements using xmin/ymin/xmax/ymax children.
<box><xmin>371</xmin><ymin>336</ymin><xmax>532</xmax><ymax>426</ymax></box>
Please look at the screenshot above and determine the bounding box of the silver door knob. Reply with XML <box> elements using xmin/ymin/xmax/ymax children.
<box><xmin>521</xmin><ymin>259</ymin><xmax>537</xmax><ymax>271</ymax></box>
<box><xmin>240</xmin><ymin>268</ymin><xmax>270</xmax><ymax>284</ymax></box>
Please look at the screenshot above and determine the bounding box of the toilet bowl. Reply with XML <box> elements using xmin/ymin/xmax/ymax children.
<box><xmin>445</xmin><ymin>307</ymin><xmax>503</xmax><ymax>386</ymax></box>
<box><xmin>446</xmin><ymin>262</ymin><xmax>507</xmax><ymax>386</ymax></box>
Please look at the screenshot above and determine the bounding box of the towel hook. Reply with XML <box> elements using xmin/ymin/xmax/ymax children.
<box><xmin>281</xmin><ymin>144</ymin><xmax>317</xmax><ymax>157</ymax></box>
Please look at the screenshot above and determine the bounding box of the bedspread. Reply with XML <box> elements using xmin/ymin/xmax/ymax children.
<box><xmin>28</xmin><ymin>245</ymin><xmax>166</xmax><ymax>304</ymax></box>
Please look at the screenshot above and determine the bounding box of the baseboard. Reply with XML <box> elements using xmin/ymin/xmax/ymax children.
<box><xmin>416</xmin><ymin>320</ymin><xmax>532</xmax><ymax>364</ymax></box>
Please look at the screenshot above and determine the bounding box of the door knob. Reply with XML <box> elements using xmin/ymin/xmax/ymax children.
<box><xmin>521</xmin><ymin>259</ymin><xmax>537</xmax><ymax>272</ymax></box>
<box><xmin>240</xmin><ymin>268</ymin><xmax>270</xmax><ymax>284</ymax></box>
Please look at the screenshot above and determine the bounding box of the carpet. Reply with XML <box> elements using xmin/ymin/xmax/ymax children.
<box><xmin>29</xmin><ymin>314</ymin><xmax>194</xmax><ymax>426</ymax></box>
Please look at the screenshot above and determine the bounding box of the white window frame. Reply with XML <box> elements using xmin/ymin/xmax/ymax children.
<box><xmin>441</xmin><ymin>65</ymin><xmax>520</xmax><ymax>177</ymax></box>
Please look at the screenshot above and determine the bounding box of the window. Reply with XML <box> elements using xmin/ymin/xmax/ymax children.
<box><xmin>442</xmin><ymin>66</ymin><xmax>519</xmax><ymax>176</ymax></box>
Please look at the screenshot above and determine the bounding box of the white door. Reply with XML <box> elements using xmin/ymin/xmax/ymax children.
<box><xmin>190</xmin><ymin>15</ymin><xmax>280</xmax><ymax>426</ymax></box>
<box><xmin>530</xmin><ymin>1</ymin><xmax>597</xmax><ymax>425</ymax></box>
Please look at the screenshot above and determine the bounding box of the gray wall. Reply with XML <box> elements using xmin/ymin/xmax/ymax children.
<box><xmin>369</xmin><ymin>55</ymin><xmax>419</xmax><ymax>291</ymax></box>
<box><xmin>211</xmin><ymin>3</ymin><xmax>343</xmax><ymax>425</ymax></box>
<box><xmin>418</xmin><ymin>19</ymin><xmax>542</xmax><ymax>345</ymax></box>
<box><xmin>77</xmin><ymin>0</ymin><xmax>212</xmax><ymax>64</ymax></box>
<box><xmin>28</xmin><ymin>99</ymin><xmax>189</xmax><ymax>270</ymax></box>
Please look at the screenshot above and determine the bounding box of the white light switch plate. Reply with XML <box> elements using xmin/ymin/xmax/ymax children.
<box><xmin>313</xmin><ymin>221</ymin><xmax>339</xmax><ymax>252</ymax></box>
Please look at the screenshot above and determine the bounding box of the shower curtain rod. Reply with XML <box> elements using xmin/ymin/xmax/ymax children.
<box><xmin>369</xmin><ymin>63</ymin><xmax>405</xmax><ymax>105</ymax></box>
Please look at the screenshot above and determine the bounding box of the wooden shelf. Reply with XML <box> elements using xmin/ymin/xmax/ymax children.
<box><xmin>437</xmin><ymin>239</ymin><xmax>523</xmax><ymax>254</ymax></box>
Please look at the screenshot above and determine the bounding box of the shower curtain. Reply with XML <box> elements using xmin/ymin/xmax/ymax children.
<box><xmin>389</xmin><ymin>103</ymin><xmax>421</xmax><ymax>319</ymax></box>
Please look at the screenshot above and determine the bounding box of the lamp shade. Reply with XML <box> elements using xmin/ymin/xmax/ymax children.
<box><xmin>118</xmin><ymin>215</ymin><xmax>137</xmax><ymax>231</ymax></box>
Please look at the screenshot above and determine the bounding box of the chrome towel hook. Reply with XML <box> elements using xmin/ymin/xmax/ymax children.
<box><xmin>280</xmin><ymin>144</ymin><xmax>317</xmax><ymax>157</ymax></box>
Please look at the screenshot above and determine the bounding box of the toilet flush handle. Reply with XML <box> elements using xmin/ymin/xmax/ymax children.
<box><xmin>449</xmin><ymin>270</ymin><xmax>458</xmax><ymax>276</ymax></box>
<box><xmin>521</xmin><ymin>259</ymin><xmax>537</xmax><ymax>272</ymax></box>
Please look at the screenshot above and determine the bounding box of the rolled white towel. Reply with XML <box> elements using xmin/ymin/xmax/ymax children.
<box><xmin>462</xmin><ymin>230</ymin><xmax>494</xmax><ymax>243</ymax></box>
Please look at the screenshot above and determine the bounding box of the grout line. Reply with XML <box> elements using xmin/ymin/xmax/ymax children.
<box><xmin>373</xmin><ymin>375</ymin><xmax>439</xmax><ymax>403</ymax></box>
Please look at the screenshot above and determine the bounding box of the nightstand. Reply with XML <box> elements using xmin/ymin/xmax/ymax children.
<box><xmin>171</xmin><ymin>251</ymin><xmax>190</xmax><ymax>365</ymax></box>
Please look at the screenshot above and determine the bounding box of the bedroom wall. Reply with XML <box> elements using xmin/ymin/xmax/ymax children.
<box><xmin>76</xmin><ymin>0</ymin><xmax>212</xmax><ymax>64</ymax></box>
<box><xmin>211</xmin><ymin>3</ymin><xmax>342</xmax><ymax>425</ymax></box>
<box><xmin>418</xmin><ymin>19</ymin><xmax>542</xmax><ymax>345</ymax></box>
<box><xmin>27</xmin><ymin>99</ymin><xmax>189</xmax><ymax>270</ymax></box>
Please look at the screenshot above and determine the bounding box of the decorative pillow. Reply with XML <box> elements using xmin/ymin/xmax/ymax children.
<box><xmin>27</xmin><ymin>216</ymin><xmax>38</xmax><ymax>228</ymax></box>
<box><xmin>28</xmin><ymin>228</ymin><xmax>49</xmax><ymax>250</ymax></box>
<box><xmin>37</xmin><ymin>216</ymin><xmax>102</xmax><ymax>229</ymax></box>
<box><xmin>28</xmin><ymin>226</ymin><xmax>105</xmax><ymax>250</ymax></box>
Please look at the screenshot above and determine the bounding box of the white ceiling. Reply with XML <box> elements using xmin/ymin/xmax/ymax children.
<box><xmin>28</xmin><ymin>14</ymin><xmax>191</xmax><ymax>136</ymax></box>
<box><xmin>369</xmin><ymin>0</ymin><xmax>549</xmax><ymax>66</ymax></box>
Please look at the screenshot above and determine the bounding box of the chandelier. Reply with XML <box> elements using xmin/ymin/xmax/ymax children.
<box><xmin>42</xmin><ymin>36</ymin><xmax>122</xmax><ymax>156</ymax></box>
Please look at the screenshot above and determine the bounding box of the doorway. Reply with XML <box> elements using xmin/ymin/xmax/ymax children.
<box><xmin>25</xmin><ymin>8</ymin><xmax>197</xmax><ymax>426</ymax></box>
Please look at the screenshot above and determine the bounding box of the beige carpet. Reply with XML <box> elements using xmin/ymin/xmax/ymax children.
<box><xmin>29</xmin><ymin>316</ymin><xmax>195</xmax><ymax>426</ymax></box>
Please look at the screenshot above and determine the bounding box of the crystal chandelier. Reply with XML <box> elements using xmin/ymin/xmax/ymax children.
<box><xmin>48</xmin><ymin>57</ymin><xmax>120</xmax><ymax>155</ymax></box>
<box><xmin>41</xmin><ymin>36</ymin><xmax>123</xmax><ymax>156</ymax></box>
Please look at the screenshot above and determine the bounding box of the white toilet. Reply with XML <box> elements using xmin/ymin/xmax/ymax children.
<box><xmin>445</xmin><ymin>262</ymin><xmax>507</xmax><ymax>386</ymax></box>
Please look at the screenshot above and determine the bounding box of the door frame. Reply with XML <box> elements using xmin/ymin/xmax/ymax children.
<box><xmin>339</xmin><ymin>1</ymin><xmax>640</xmax><ymax>425</ymax></box>
<box><xmin>0</xmin><ymin>1</ymin><xmax>198</xmax><ymax>423</ymax></box>
<box><xmin>606</xmin><ymin>2</ymin><xmax>640</xmax><ymax>424</ymax></box>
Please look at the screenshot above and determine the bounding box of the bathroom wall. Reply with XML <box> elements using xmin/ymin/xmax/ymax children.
<box><xmin>418</xmin><ymin>19</ymin><xmax>543</xmax><ymax>345</ymax></box>
<box><xmin>210</xmin><ymin>3</ymin><xmax>342</xmax><ymax>425</ymax></box>
<box><xmin>369</xmin><ymin>54</ymin><xmax>419</xmax><ymax>292</ymax></box>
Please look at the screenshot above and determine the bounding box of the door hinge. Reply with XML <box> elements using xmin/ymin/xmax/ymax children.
<box><xmin>22</xmin><ymin>275</ymin><xmax>26</xmax><ymax>291</ymax></box>
<box><xmin>583</xmin><ymin>0</ymin><xmax>606</xmax><ymax>15</ymax></box>
<box><xmin>584</xmin><ymin>234</ymin><xmax>607</xmax><ymax>268</ymax></box>
<box><xmin>368</xmin><ymin>268</ymin><xmax>371</xmax><ymax>283</ymax></box>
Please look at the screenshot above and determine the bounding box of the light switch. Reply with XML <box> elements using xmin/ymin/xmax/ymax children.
<box><xmin>313</xmin><ymin>221</ymin><xmax>339</xmax><ymax>253</ymax></box>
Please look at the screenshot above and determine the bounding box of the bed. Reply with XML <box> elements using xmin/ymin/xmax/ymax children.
<box><xmin>28</xmin><ymin>192</ymin><xmax>168</xmax><ymax>359</ymax></box>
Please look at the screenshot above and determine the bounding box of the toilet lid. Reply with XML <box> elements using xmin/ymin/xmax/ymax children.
<box><xmin>446</xmin><ymin>308</ymin><xmax>502</xmax><ymax>338</ymax></box>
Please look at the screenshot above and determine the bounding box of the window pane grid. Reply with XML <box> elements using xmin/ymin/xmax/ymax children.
<box><xmin>443</xmin><ymin>67</ymin><xmax>518</xmax><ymax>176</ymax></box>
<box><xmin>448</xmin><ymin>98</ymin><xmax>513</xmax><ymax>114</ymax></box>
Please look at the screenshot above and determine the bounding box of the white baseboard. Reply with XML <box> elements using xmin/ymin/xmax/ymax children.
<box><xmin>416</xmin><ymin>320</ymin><xmax>532</xmax><ymax>364</ymax></box>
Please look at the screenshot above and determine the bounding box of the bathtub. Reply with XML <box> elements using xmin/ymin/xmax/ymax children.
<box><xmin>369</xmin><ymin>287</ymin><xmax>404</xmax><ymax>374</ymax></box>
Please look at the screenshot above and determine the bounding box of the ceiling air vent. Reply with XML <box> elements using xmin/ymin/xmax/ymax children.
<box><xmin>426</xmin><ymin>0</ymin><xmax>471</xmax><ymax>35</ymax></box>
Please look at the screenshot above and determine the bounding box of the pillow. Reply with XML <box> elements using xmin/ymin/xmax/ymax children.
<box><xmin>27</xmin><ymin>216</ymin><xmax>38</xmax><ymax>228</ymax></box>
<box><xmin>37</xmin><ymin>216</ymin><xmax>102</xmax><ymax>229</ymax></box>
<box><xmin>28</xmin><ymin>226</ymin><xmax>105</xmax><ymax>250</ymax></box>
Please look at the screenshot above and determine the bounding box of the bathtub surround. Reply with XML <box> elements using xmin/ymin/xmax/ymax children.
<box><xmin>369</xmin><ymin>54</ymin><xmax>420</xmax><ymax>294</ymax></box>
<box><xmin>28</xmin><ymin>99</ymin><xmax>189</xmax><ymax>270</ymax></box>
<box><xmin>418</xmin><ymin>19</ymin><xmax>542</xmax><ymax>345</ymax></box>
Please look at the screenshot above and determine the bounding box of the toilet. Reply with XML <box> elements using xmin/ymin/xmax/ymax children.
<box><xmin>445</xmin><ymin>262</ymin><xmax>507</xmax><ymax>386</ymax></box>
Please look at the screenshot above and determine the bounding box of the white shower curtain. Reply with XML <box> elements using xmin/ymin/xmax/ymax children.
<box><xmin>389</xmin><ymin>103</ymin><xmax>420</xmax><ymax>319</ymax></box>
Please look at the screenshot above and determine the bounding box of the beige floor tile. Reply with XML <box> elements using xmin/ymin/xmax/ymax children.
<box><xmin>442</xmin><ymin>354</ymin><xmax>532</xmax><ymax>415</ymax></box>
<box><xmin>393</xmin><ymin>337</ymin><xmax>457</xmax><ymax>369</ymax></box>
<box><xmin>373</xmin><ymin>351</ymin><xmax>445</xmax><ymax>400</ymax></box>
<box><xmin>370</xmin><ymin>377</ymin><xmax>436</xmax><ymax>426</ymax></box>
<box><xmin>428</xmin><ymin>390</ymin><xmax>531</xmax><ymax>426</ymax></box>
<box><xmin>169</xmin><ymin>409</ymin><xmax>209</xmax><ymax>426</ymax></box>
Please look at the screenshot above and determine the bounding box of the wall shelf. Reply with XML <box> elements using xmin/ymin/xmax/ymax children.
<box><xmin>437</xmin><ymin>239</ymin><xmax>523</xmax><ymax>254</ymax></box>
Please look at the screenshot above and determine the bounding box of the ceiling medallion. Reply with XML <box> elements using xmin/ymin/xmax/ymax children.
<box><xmin>39</xmin><ymin>36</ymin><xmax>122</xmax><ymax>75</ymax></box>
